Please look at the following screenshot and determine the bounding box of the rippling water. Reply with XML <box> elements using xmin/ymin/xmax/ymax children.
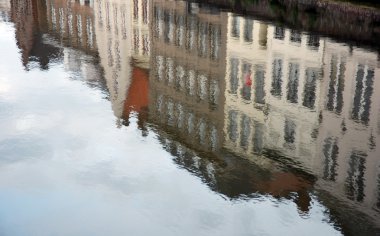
<box><xmin>0</xmin><ymin>0</ymin><xmax>379</xmax><ymax>235</ymax></box>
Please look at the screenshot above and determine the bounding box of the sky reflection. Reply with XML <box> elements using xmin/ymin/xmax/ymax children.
<box><xmin>0</xmin><ymin>0</ymin><xmax>379</xmax><ymax>235</ymax></box>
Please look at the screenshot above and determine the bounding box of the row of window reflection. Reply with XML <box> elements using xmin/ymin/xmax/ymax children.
<box><xmin>229</xmin><ymin>57</ymin><xmax>319</xmax><ymax>109</ymax></box>
<box><xmin>133</xmin><ymin>0</ymin><xmax>149</xmax><ymax>24</ymax></box>
<box><xmin>96</xmin><ymin>0</ymin><xmax>128</xmax><ymax>39</ymax></box>
<box><xmin>323</xmin><ymin>137</ymin><xmax>380</xmax><ymax>209</ymax></box>
<box><xmin>274</xmin><ymin>26</ymin><xmax>320</xmax><ymax>50</ymax></box>
<box><xmin>227</xmin><ymin>110</ymin><xmax>299</xmax><ymax>153</ymax></box>
<box><xmin>153</xmin><ymin>94</ymin><xmax>219</xmax><ymax>152</ymax></box>
<box><xmin>230</xmin><ymin>16</ymin><xmax>320</xmax><ymax>50</ymax></box>
<box><xmin>105</xmin><ymin>36</ymin><xmax>122</xmax><ymax>98</ymax></box>
<box><xmin>133</xmin><ymin>29</ymin><xmax>150</xmax><ymax>56</ymax></box>
<box><xmin>227</xmin><ymin>110</ymin><xmax>265</xmax><ymax>154</ymax></box>
<box><xmin>230</xmin><ymin>16</ymin><xmax>254</xmax><ymax>43</ymax></box>
<box><xmin>48</xmin><ymin>4</ymin><xmax>95</xmax><ymax>49</ymax></box>
<box><xmin>229</xmin><ymin>58</ymin><xmax>266</xmax><ymax>104</ymax></box>
<box><xmin>153</xmin><ymin>5</ymin><xmax>221</xmax><ymax>61</ymax></box>
<box><xmin>154</xmin><ymin>55</ymin><xmax>220</xmax><ymax>109</ymax></box>
<box><xmin>159</xmin><ymin>136</ymin><xmax>217</xmax><ymax>185</ymax></box>
<box><xmin>96</xmin><ymin>0</ymin><xmax>151</xmax><ymax>55</ymax></box>
<box><xmin>326</xmin><ymin>55</ymin><xmax>375</xmax><ymax>126</ymax></box>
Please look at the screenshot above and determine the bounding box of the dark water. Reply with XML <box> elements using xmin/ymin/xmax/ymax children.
<box><xmin>0</xmin><ymin>0</ymin><xmax>380</xmax><ymax>235</ymax></box>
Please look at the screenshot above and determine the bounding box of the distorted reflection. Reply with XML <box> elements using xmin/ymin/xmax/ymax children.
<box><xmin>1</xmin><ymin>0</ymin><xmax>380</xmax><ymax>235</ymax></box>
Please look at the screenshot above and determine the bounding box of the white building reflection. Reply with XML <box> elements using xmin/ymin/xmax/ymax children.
<box><xmin>224</xmin><ymin>13</ymin><xmax>325</xmax><ymax>173</ymax></box>
<box><xmin>317</xmin><ymin>40</ymin><xmax>380</xmax><ymax>214</ymax></box>
<box><xmin>224</xmin><ymin>12</ymin><xmax>380</xmax><ymax>223</ymax></box>
<box><xmin>92</xmin><ymin>0</ymin><xmax>132</xmax><ymax>119</ymax></box>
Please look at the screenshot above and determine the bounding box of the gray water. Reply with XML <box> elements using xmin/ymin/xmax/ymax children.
<box><xmin>0</xmin><ymin>0</ymin><xmax>379</xmax><ymax>235</ymax></box>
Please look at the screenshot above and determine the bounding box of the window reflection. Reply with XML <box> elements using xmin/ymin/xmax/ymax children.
<box><xmin>198</xmin><ymin>22</ymin><xmax>208</xmax><ymax>57</ymax></box>
<box><xmin>187</xmin><ymin>70</ymin><xmax>196</xmax><ymax>96</ymax></box>
<box><xmin>240</xmin><ymin>115</ymin><xmax>251</xmax><ymax>150</ymax></box>
<box><xmin>187</xmin><ymin>17</ymin><xmax>197</xmax><ymax>51</ymax></box>
<box><xmin>307</xmin><ymin>35</ymin><xmax>320</xmax><ymax>49</ymax></box>
<box><xmin>271</xmin><ymin>58</ymin><xmax>283</xmax><ymax>97</ymax></box>
<box><xmin>177</xmin><ymin>103</ymin><xmax>184</xmax><ymax>129</ymax></box>
<box><xmin>133</xmin><ymin>0</ymin><xmax>138</xmax><ymax>20</ymax></box>
<box><xmin>284</xmin><ymin>119</ymin><xmax>296</xmax><ymax>144</ymax></box>
<box><xmin>210</xmin><ymin>25</ymin><xmax>221</xmax><ymax>60</ymax></box>
<box><xmin>253</xmin><ymin>122</ymin><xmax>264</xmax><ymax>154</ymax></box>
<box><xmin>156</xmin><ymin>55</ymin><xmax>164</xmax><ymax>81</ymax></box>
<box><xmin>133</xmin><ymin>28</ymin><xmax>139</xmax><ymax>54</ymax></box>
<box><xmin>351</xmin><ymin>65</ymin><xmax>374</xmax><ymax>125</ymax></box>
<box><xmin>346</xmin><ymin>151</ymin><xmax>366</xmax><ymax>202</ymax></box>
<box><xmin>287</xmin><ymin>63</ymin><xmax>299</xmax><ymax>104</ymax></box>
<box><xmin>187</xmin><ymin>112</ymin><xmax>195</xmax><ymax>134</ymax></box>
<box><xmin>303</xmin><ymin>68</ymin><xmax>318</xmax><ymax>109</ymax></box>
<box><xmin>165</xmin><ymin>57</ymin><xmax>174</xmax><ymax>84</ymax></box>
<box><xmin>198</xmin><ymin>118</ymin><xmax>207</xmax><ymax>145</ymax></box>
<box><xmin>243</xmin><ymin>19</ymin><xmax>253</xmax><ymax>42</ymax></box>
<box><xmin>175</xmin><ymin>66</ymin><xmax>185</xmax><ymax>91</ymax></box>
<box><xmin>142</xmin><ymin>0</ymin><xmax>148</xmax><ymax>24</ymax></box>
<box><xmin>209</xmin><ymin>79</ymin><xmax>219</xmax><ymax>107</ymax></box>
<box><xmin>290</xmin><ymin>30</ymin><xmax>301</xmax><ymax>44</ymax></box>
<box><xmin>228</xmin><ymin>110</ymin><xmax>238</xmax><ymax>142</ymax></box>
<box><xmin>210</xmin><ymin>125</ymin><xmax>218</xmax><ymax>151</ymax></box>
<box><xmin>176</xmin><ymin>15</ymin><xmax>184</xmax><ymax>47</ymax></box>
<box><xmin>197</xmin><ymin>74</ymin><xmax>208</xmax><ymax>100</ymax></box>
<box><xmin>241</xmin><ymin>63</ymin><xmax>252</xmax><ymax>101</ymax></box>
<box><xmin>230</xmin><ymin>58</ymin><xmax>239</xmax><ymax>95</ymax></box>
<box><xmin>255</xmin><ymin>67</ymin><xmax>266</xmax><ymax>105</ymax></box>
<box><xmin>323</xmin><ymin>137</ymin><xmax>339</xmax><ymax>181</ymax></box>
<box><xmin>143</xmin><ymin>34</ymin><xmax>149</xmax><ymax>55</ymax></box>
<box><xmin>326</xmin><ymin>56</ymin><xmax>345</xmax><ymax>113</ymax></box>
<box><xmin>167</xmin><ymin>99</ymin><xmax>174</xmax><ymax>126</ymax></box>
<box><xmin>231</xmin><ymin>16</ymin><xmax>240</xmax><ymax>38</ymax></box>
<box><xmin>274</xmin><ymin>26</ymin><xmax>284</xmax><ymax>40</ymax></box>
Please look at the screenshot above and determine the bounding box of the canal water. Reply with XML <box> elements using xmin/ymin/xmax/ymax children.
<box><xmin>0</xmin><ymin>0</ymin><xmax>379</xmax><ymax>235</ymax></box>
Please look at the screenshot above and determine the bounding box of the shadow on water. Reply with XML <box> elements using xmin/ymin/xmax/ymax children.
<box><xmin>1</xmin><ymin>0</ymin><xmax>380</xmax><ymax>235</ymax></box>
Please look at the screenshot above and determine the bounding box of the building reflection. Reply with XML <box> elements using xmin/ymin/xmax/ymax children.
<box><xmin>93</xmin><ymin>0</ymin><xmax>151</xmax><ymax>121</ymax></box>
<box><xmin>144</xmin><ymin>1</ymin><xmax>380</xmax><ymax>229</ymax></box>
<box><xmin>149</xmin><ymin>1</ymin><xmax>227</xmax><ymax>154</ymax></box>
<box><xmin>317</xmin><ymin>40</ymin><xmax>380</xmax><ymax>220</ymax></box>
<box><xmin>93</xmin><ymin>0</ymin><xmax>132</xmax><ymax>120</ymax></box>
<box><xmin>146</xmin><ymin>0</ymin><xmax>317</xmax><ymax>214</ymax></box>
<box><xmin>45</xmin><ymin>0</ymin><xmax>97</xmax><ymax>53</ymax></box>
<box><xmin>10</xmin><ymin>0</ymin><xmax>62</xmax><ymax>70</ymax></box>
<box><xmin>224</xmin><ymin>13</ymin><xmax>325</xmax><ymax>173</ymax></box>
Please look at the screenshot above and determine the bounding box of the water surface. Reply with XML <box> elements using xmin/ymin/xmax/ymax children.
<box><xmin>0</xmin><ymin>0</ymin><xmax>379</xmax><ymax>235</ymax></box>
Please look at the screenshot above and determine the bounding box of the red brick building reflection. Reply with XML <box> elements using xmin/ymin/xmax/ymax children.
<box><xmin>123</xmin><ymin>66</ymin><xmax>149</xmax><ymax>133</ymax></box>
